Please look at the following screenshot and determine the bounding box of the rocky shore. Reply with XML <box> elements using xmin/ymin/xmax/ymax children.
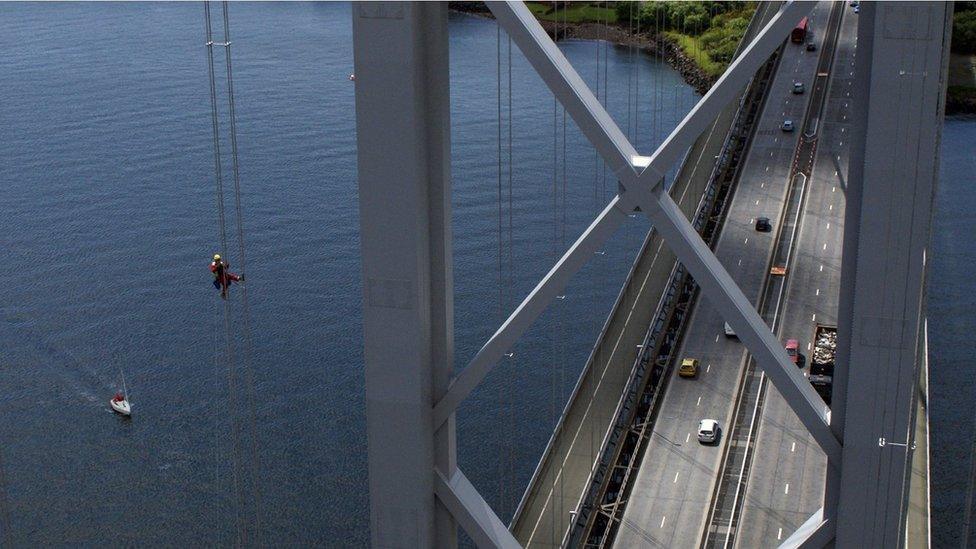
<box><xmin>449</xmin><ymin>2</ymin><xmax>715</xmax><ymax>96</ymax></box>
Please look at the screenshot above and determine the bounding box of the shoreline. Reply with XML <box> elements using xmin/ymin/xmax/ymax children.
<box><xmin>450</xmin><ymin>3</ymin><xmax>976</xmax><ymax>115</ymax></box>
<box><xmin>449</xmin><ymin>3</ymin><xmax>715</xmax><ymax>96</ymax></box>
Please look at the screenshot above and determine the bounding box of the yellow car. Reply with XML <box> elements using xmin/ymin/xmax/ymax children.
<box><xmin>678</xmin><ymin>358</ymin><xmax>699</xmax><ymax>378</ymax></box>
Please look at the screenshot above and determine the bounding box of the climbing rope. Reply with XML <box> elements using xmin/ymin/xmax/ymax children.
<box><xmin>203</xmin><ymin>2</ymin><xmax>262</xmax><ymax>545</ymax></box>
<box><xmin>204</xmin><ymin>4</ymin><xmax>245</xmax><ymax>545</ymax></box>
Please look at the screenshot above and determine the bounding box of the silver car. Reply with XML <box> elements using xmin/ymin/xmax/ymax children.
<box><xmin>698</xmin><ymin>419</ymin><xmax>720</xmax><ymax>444</ymax></box>
<box><xmin>782</xmin><ymin>119</ymin><xmax>795</xmax><ymax>132</ymax></box>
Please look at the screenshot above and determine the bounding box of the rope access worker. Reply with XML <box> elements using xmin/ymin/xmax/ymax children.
<box><xmin>210</xmin><ymin>253</ymin><xmax>243</xmax><ymax>299</ymax></box>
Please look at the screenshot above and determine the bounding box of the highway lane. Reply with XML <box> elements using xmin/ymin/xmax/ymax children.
<box><xmin>733</xmin><ymin>5</ymin><xmax>858</xmax><ymax>547</ymax></box>
<box><xmin>511</xmin><ymin>5</ymin><xmax>787</xmax><ymax>546</ymax></box>
<box><xmin>512</xmin><ymin>126</ymin><xmax>729</xmax><ymax>548</ymax></box>
<box><xmin>612</xmin><ymin>4</ymin><xmax>834</xmax><ymax>548</ymax></box>
<box><xmin>510</xmin><ymin>8</ymin><xmax>775</xmax><ymax>546</ymax></box>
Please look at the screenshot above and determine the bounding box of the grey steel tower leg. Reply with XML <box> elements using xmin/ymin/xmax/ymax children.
<box><xmin>353</xmin><ymin>3</ymin><xmax>457</xmax><ymax>547</ymax></box>
<box><xmin>832</xmin><ymin>2</ymin><xmax>950</xmax><ymax>546</ymax></box>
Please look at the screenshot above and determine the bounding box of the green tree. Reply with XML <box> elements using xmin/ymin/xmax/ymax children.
<box><xmin>666</xmin><ymin>2</ymin><xmax>706</xmax><ymax>32</ymax></box>
<box><xmin>684</xmin><ymin>12</ymin><xmax>709</xmax><ymax>34</ymax></box>
<box><xmin>638</xmin><ymin>1</ymin><xmax>671</xmax><ymax>30</ymax></box>
<box><xmin>615</xmin><ymin>0</ymin><xmax>638</xmax><ymax>24</ymax></box>
<box><xmin>954</xmin><ymin>9</ymin><xmax>976</xmax><ymax>54</ymax></box>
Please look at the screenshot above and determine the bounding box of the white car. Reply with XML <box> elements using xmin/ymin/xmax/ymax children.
<box><xmin>698</xmin><ymin>419</ymin><xmax>720</xmax><ymax>444</ymax></box>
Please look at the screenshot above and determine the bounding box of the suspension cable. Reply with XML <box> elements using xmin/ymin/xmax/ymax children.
<box><xmin>219</xmin><ymin>3</ymin><xmax>264</xmax><ymax>543</ymax></box>
<box><xmin>602</xmin><ymin>0</ymin><xmax>609</xmax><ymax>204</ymax></box>
<box><xmin>506</xmin><ymin>31</ymin><xmax>517</xmax><ymax>522</ymax></box>
<box><xmin>635</xmin><ymin>4</ymin><xmax>641</xmax><ymax>150</ymax></box>
<box><xmin>495</xmin><ymin>20</ymin><xmax>507</xmax><ymax>518</ymax></box>
<box><xmin>0</xmin><ymin>443</ymin><xmax>12</xmax><ymax>547</ymax></box>
<box><xmin>205</xmin><ymin>2</ymin><xmax>229</xmax><ymax>258</ymax></box>
<box><xmin>559</xmin><ymin>0</ymin><xmax>568</xmax><ymax>529</ymax></box>
<box><xmin>627</xmin><ymin>1</ymin><xmax>633</xmax><ymax>143</ymax></box>
<box><xmin>549</xmin><ymin>6</ymin><xmax>559</xmax><ymax>544</ymax></box>
<box><xmin>204</xmin><ymin>2</ymin><xmax>247</xmax><ymax>545</ymax></box>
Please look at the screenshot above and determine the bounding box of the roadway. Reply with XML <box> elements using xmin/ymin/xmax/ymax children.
<box><xmin>733</xmin><ymin>5</ymin><xmax>858</xmax><ymax>546</ymax></box>
<box><xmin>613</xmin><ymin>3</ymin><xmax>835</xmax><ymax>547</ymax></box>
<box><xmin>509</xmin><ymin>5</ymin><xmax>780</xmax><ymax>546</ymax></box>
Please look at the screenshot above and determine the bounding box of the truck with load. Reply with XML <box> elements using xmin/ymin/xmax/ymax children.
<box><xmin>809</xmin><ymin>323</ymin><xmax>837</xmax><ymax>404</ymax></box>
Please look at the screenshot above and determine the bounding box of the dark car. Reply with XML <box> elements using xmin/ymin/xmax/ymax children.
<box><xmin>756</xmin><ymin>217</ymin><xmax>772</xmax><ymax>232</ymax></box>
<box><xmin>793</xmin><ymin>82</ymin><xmax>805</xmax><ymax>94</ymax></box>
<box><xmin>782</xmin><ymin>119</ymin><xmax>795</xmax><ymax>132</ymax></box>
<box><xmin>806</xmin><ymin>42</ymin><xmax>817</xmax><ymax>52</ymax></box>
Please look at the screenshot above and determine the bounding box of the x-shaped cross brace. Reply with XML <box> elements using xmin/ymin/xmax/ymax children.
<box><xmin>433</xmin><ymin>0</ymin><xmax>840</xmax><ymax>466</ymax></box>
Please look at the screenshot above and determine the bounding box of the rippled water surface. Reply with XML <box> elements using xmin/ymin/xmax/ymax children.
<box><xmin>0</xmin><ymin>4</ymin><xmax>701</xmax><ymax>545</ymax></box>
<box><xmin>929</xmin><ymin>117</ymin><xmax>976</xmax><ymax>548</ymax></box>
<box><xmin>1</xmin><ymin>3</ymin><xmax>971</xmax><ymax>545</ymax></box>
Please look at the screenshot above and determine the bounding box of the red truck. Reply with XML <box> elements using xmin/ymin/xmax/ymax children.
<box><xmin>791</xmin><ymin>17</ymin><xmax>809</xmax><ymax>44</ymax></box>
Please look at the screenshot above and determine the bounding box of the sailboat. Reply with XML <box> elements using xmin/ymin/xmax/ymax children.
<box><xmin>110</xmin><ymin>370</ymin><xmax>131</xmax><ymax>416</ymax></box>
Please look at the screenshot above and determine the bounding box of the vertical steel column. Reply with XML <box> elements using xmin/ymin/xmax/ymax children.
<box><xmin>353</xmin><ymin>3</ymin><xmax>457</xmax><ymax>548</ymax></box>
<box><xmin>832</xmin><ymin>2</ymin><xmax>950</xmax><ymax>546</ymax></box>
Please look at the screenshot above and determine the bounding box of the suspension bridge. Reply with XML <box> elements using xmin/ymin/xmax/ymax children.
<box><xmin>354</xmin><ymin>1</ymin><xmax>946</xmax><ymax>548</ymax></box>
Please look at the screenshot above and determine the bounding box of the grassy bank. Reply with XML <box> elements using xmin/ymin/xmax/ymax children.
<box><xmin>526</xmin><ymin>2</ymin><xmax>617</xmax><ymax>24</ymax></box>
<box><xmin>663</xmin><ymin>32</ymin><xmax>725</xmax><ymax>78</ymax></box>
<box><xmin>532</xmin><ymin>1</ymin><xmax>757</xmax><ymax>80</ymax></box>
<box><xmin>616</xmin><ymin>1</ymin><xmax>756</xmax><ymax>79</ymax></box>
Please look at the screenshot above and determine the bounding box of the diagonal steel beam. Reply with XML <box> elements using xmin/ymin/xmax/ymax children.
<box><xmin>488</xmin><ymin>0</ymin><xmax>814</xmax><ymax>193</ymax></box>
<box><xmin>638</xmin><ymin>189</ymin><xmax>842</xmax><ymax>463</ymax></box>
<box><xmin>633</xmin><ymin>0</ymin><xmax>814</xmax><ymax>187</ymax></box>
<box><xmin>434</xmin><ymin>467</ymin><xmax>521</xmax><ymax>549</ymax></box>
<box><xmin>433</xmin><ymin>195</ymin><xmax>633</xmax><ymax>428</ymax></box>
<box><xmin>492</xmin><ymin>0</ymin><xmax>839</xmax><ymax>459</ymax></box>
<box><xmin>436</xmin><ymin>1</ymin><xmax>821</xmax><ymax>434</ymax></box>
<box><xmin>486</xmin><ymin>0</ymin><xmax>639</xmax><ymax>182</ymax></box>
<box><xmin>779</xmin><ymin>508</ymin><xmax>834</xmax><ymax>548</ymax></box>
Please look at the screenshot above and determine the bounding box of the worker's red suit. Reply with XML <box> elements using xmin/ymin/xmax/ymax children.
<box><xmin>210</xmin><ymin>260</ymin><xmax>241</xmax><ymax>295</ymax></box>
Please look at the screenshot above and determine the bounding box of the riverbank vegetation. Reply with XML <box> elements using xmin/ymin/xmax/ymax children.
<box><xmin>955</xmin><ymin>3</ymin><xmax>976</xmax><ymax>55</ymax></box>
<box><xmin>526</xmin><ymin>2</ymin><xmax>617</xmax><ymax>24</ymax></box>
<box><xmin>455</xmin><ymin>1</ymin><xmax>973</xmax><ymax>113</ymax></box>
<box><xmin>950</xmin><ymin>2</ymin><xmax>976</xmax><ymax>113</ymax></box>
<box><xmin>523</xmin><ymin>2</ymin><xmax>756</xmax><ymax>79</ymax></box>
<box><xmin>614</xmin><ymin>1</ymin><xmax>756</xmax><ymax>78</ymax></box>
